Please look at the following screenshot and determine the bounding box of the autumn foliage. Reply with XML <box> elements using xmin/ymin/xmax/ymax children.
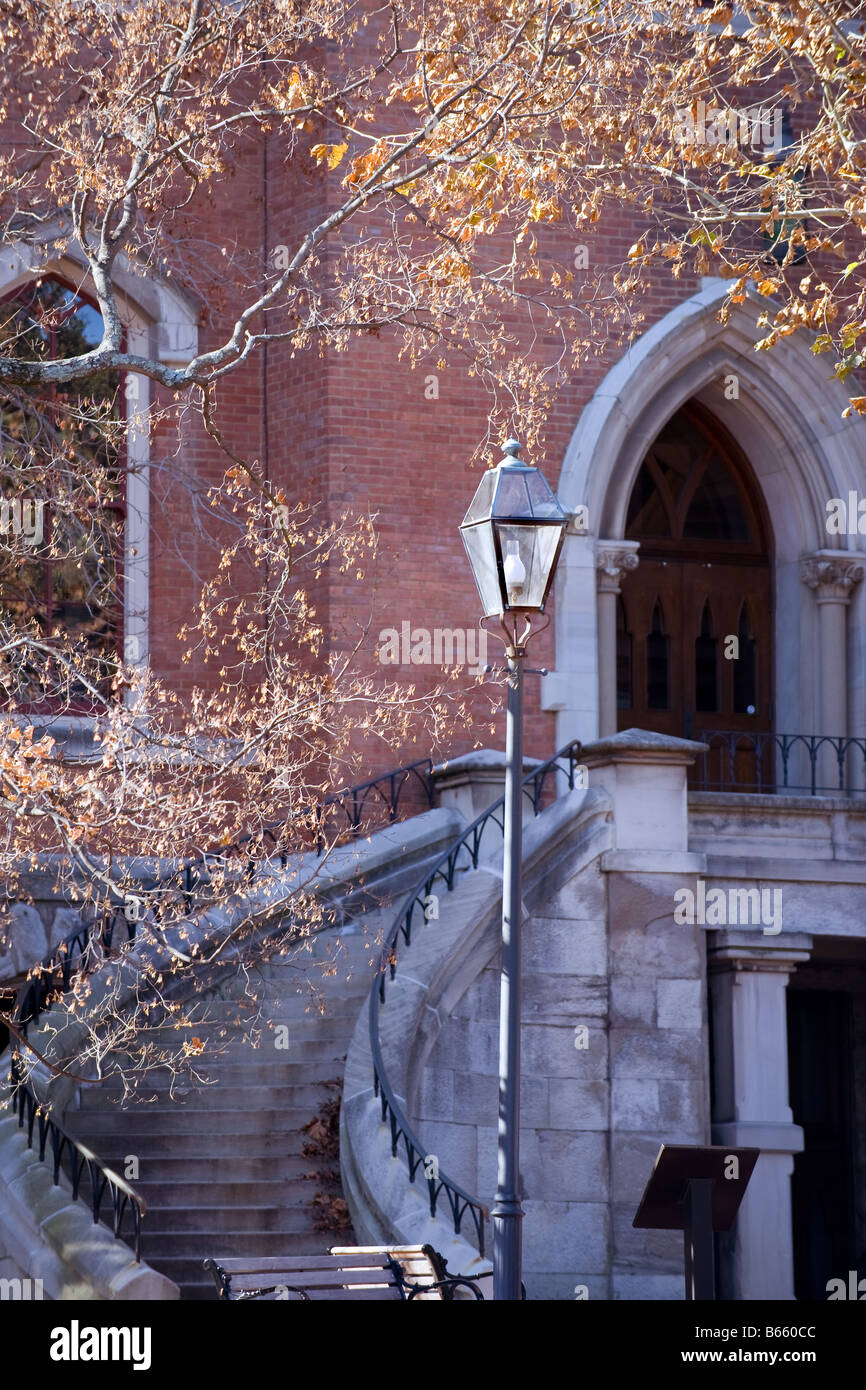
<box><xmin>0</xmin><ymin>0</ymin><xmax>864</xmax><ymax>1087</ymax></box>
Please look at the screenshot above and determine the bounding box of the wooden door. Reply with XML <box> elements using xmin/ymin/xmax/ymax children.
<box><xmin>615</xmin><ymin>402</ymin><xmax>774</xmax><ymax>787</ymax></box>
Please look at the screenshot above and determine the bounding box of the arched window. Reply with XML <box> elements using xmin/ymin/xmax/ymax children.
<box><xmin>0</xmin><ymin>278</ymin><xmax>123</xmax><ymax>708</ymax></box>
<box><xmin>626</xmin><ymin>407</ymin><xmax>758</xmax><ymax>547</ymax></box>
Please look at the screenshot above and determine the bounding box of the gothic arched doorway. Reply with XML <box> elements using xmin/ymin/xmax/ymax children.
<box><xmin>616</xmin><ymin>401</ymin><xmax>773</xmax><ymax>748</ymax></box>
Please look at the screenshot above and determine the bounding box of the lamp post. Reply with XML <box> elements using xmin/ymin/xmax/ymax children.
<box><xmin>459</xmin><ymin>438</ymin><xmax>568</xmax><ymax>1300</ymax></box>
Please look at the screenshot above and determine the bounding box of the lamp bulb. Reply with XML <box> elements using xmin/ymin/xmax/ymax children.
<box><xmin>503</xmin><ymin>541</ymin><xmax>526</xmax><ymax>595</ymax></box>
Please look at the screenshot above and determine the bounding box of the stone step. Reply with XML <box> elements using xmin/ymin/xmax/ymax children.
<box><xmin>112</xmin><ymin>1037</ymin><xmax>350</xmax><ymax>1061</ymax></box>
<box><xmin>178</xmin><ymin>1284</ymin><xmax>220</xmax><ymax>1301</ymax></box>
<box><xmin>257</xmin><ymin>958</ymin><xmax>379</xmax><ymax>979</ymax></box>
<box><xmin>83</xmin><ymin>1060</ymin><xmax>342</xmax><ymax>1088</ymax></box>
<box><xmin>135</xmin><ymin>1180</ymin><xmax>322</xmax><ymax>1208</ymax></box>
<box><xmin>171</xmin><ymin>1007</ymin><xmax>367</xmax><ymax>1029</ymax></box>
<box><xmin>77</xmin><ymin>1131</ymin><xmax>310</xmax><ymax>1158</ymax></box>
<box><xmin>78</xmin><ymin>1083</ymin><xmax>337</xmax><ymax>1113</ymax></box>
<box><xmin>210</xmin><ymin>969</ymin><xmax>375</xmax><ymax>994</ymax></box>
<box><xmin>214</xmin><ymin>974</ymin><xmax>373</xmax><ymax>996</ymax></box>
<box><xmin>186</xmin><ymin>1061</ymin><xmax>344</xmax><ymax>1086</ymax></box>
<box><xmin>91</xmin><ymin>1154</ymin><xmax>314</xmax><ymax>1183</ymax></box>
<box><xmin>64</xmin><ymin>1107</ymin><xmax>316</xmax><ymax>1136</ymax></box>
<box><xmin>144</xmin><ymin>1005</ymin><xmax>364</xmax><ymax>1026</ymax></box>
<box><xmin>143</xmin><ymin>1229</ymin><xmax>345</xmax><ymax>1258</ymax></box>
<box><xmin>142</xmin><ymin>1205</ymin><xmax>316</xmax><ymax>1234</ymax></box>
<box><xmin>153</xmin><ymin>1237</ymin><xmax>338</xmax><ymax>1289</ymax></box>
<box><xmin>56</xmin><ymin>891</ymin><xmax>374</xmax><ymax>1290</ymax></box>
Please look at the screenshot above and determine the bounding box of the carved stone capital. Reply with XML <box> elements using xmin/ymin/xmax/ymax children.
<box><xmin>596</xmin><ymin>540</ymin><xmax>640</xmax><ymax>594</ymax></box>
<box><xmin>799</xmin><ymin>551</ymin><xmax>864</xmax><ymax>604</ymax></box>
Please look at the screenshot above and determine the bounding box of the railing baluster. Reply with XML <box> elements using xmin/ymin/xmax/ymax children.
<box><xmin>699</xmin><ymin>730</ymin><xmax>866</xmax><ymax>796</ymax></box>
<box><xmin>37</xmin><ymin>1109</ymin><xmax>48</xmax><ymax>1161</ymax></box>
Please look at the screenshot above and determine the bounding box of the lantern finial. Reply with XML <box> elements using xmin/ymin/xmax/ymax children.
<box><xmin>502</xmin><ymin>438</ymin><xmax>523</xmax><ymax>462</ymax></box>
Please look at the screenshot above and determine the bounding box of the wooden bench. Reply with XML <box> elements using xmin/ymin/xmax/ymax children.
<box><xmin>202</xmin><ymin>1244</ymin><xmax>487</xmax><ymax>1301</ymax></box>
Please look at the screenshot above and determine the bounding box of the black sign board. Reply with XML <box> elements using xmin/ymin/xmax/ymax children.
<box><xmin>633</xmin><ymin>1144</ymin><xmax>760</xmax><ymax>1300</ymax></box>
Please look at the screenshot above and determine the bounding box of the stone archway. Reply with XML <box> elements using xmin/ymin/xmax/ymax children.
<box><xmin>543</xmin><ymin>278</ymin><xmax>866</xmax><ymax>747</ymax></box>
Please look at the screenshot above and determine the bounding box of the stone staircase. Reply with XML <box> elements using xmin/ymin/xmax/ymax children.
<box><xmin>62</xmin><ymin>919</ymin><xmax>382</xmax><ymax>1299</ymax></box>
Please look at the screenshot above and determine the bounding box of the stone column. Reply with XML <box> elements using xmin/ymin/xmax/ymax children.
<box><xmin>583</xmin><ymin>727</ymin><xmax>707</xmax><ymax>868</ymax></box>
<box><xmin>596</xmin><ymin>541</ymin><xmax>639</xmax><ymax>738</ymax></box>
<box><xmin>800</xmin><ymin>553</ymin><xmax>863</xmax><ymax>790</ymax></box>
<box><xmin>708</xmin><ymin>931</ymin><xmax>812</xmax><ymax>1300</ymax></box>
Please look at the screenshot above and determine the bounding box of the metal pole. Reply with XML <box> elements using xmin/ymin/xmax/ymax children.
<box><xmin>492</xmin><ymin>650</ymin><xmax>524</xmax><ymax>1299</ymax></box>
<box><xmin>683</xmin><ymin>1177</ymin><xmax>715</xmax><ymax>1300</ymax></box>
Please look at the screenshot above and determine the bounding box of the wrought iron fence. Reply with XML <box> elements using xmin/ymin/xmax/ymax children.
<box><xmin>9</xmin><ymin>1077</ymin><xmax>145</xmax><ymax>1260</ymax></box>
<box><xmin>176</xmin><ymin>758</ymin><xmax>435</xmax><ymax>905</ymax></box>
<box><xmin>13</xmin><ymin>911</ymin><xmax>136</xmax><ymax>1036</ymax></box>
<box><xmin>697</xmin><ymin>730</ymin><xmax>866</xmax><ymax>796</ymax></box>
<box><xmin>368</xmin><ymin>740</ymin><xmax>585</xmax><ymax>1258</ymax></box>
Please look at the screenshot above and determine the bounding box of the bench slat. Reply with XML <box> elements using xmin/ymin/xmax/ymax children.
<box><xmin>212</xmin><ymin>1254</ymin><xmax>394</xmax><ymax>1273</ymax></box>
<box><xmin>300</xmin><ymin>1287</ymin><xmax>407</xmax><ymax>1300</ymax></box>
<box><xmin>330</xmin><ymin>1251</ymin><xmax>428</xmax><ymax>1262</ymax></box>
<box><xmin>213</xmin><ymin>1246</ymin><xmax>430</xmax><ymax>1269</ymax></box>
<box><xmin>205</xmin><ymin>1244</ymin><xmax>448</xmax><ymax>1302</ymax></box>
<box><xmin>229</xmin><ymin>1271</ymin><xmax>401</xmax><ymax>1290</ymax></box>
<box><xmin>303</xmin><ymin>1285</ymin><xmax>442</xmax><ymax>1301</ymax></box>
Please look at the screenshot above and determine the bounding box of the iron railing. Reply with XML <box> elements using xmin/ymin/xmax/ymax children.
<box><xmin>368</xmin><ymin>740</ymin><xmax>585</xmax><ymax>1258</ymax></box>
<box><xmin>7</xmin><ymin>907</ymin><xmax>146</xmax><ymax>1257</ymax></box>
<box><xmin>9</xmin><ymin>1080</ymin><xmax>145</xmax><ymax>1260</ymax></box>
<box><xmin>5</xmin><ymin>753</ymin><xmax>437</xmax><ymax>1261</ymax></box>
<box><xmin>176</xmin><ymin>758</ymin><xmax>435</xmax><ymax>906</ymax></box>
<box><xmin>15</xmin><ymin>756</ymin><xmax>436</xmax><ymax>1035</ymax></box>
<box><xmin>697</xmin><ymin>730</ymin><xmax>866</xmax><ymax>796</ymax></box>
<box><xmin>13</xmin><ymin>911</ymin><xmax>137</xmax><ymax>1036</ymax></box>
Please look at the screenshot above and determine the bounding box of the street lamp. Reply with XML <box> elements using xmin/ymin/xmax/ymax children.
<box><xmin>459</xmin><ymin>437</ymin><xmax>568</xmax><ymax>1300</ymax></box>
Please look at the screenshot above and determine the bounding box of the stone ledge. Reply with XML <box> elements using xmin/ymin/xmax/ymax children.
<box><xmin>702</xmin><ymin>856</ymin><xmax>866</xmax><ymax>884</ymax></box>
<box><xmin>690</xmin><ymin>790</ymin><xmax>866</xmax><ymax>814</ymax></box>
<box><xmin>712</xmin><ymin>1121</ymin><xmax>804</xmax><ymax>1155</ymax></box>
<box><xmin>338</xmin><ymin>1093</ymin><xmax>490</xmax><ymax>1295</ymax></box>
<box><xmin>601</xmin><ymin>850</ymin><xmax>708</xmax><ymax>875</ymax></box>
<box><xmin>0</xmin><ymin>1114</ymin><xmax>178</xmax><ymax>1300</ymax></box>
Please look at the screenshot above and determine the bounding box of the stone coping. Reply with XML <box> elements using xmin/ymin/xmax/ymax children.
<box><xmin>583</xmin><ymin>728</ymin><xmax>709</xmax><ymax>762</ymax></box>
<box><xmin>432</xmin><ymin>749</ymin><xmax>542</xmax><ymax>778</ymax></box>
<box><xmin>0</xmin><ymin>1113</ymin><xmax>177</xmax><ymax>1300</ymax></box>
